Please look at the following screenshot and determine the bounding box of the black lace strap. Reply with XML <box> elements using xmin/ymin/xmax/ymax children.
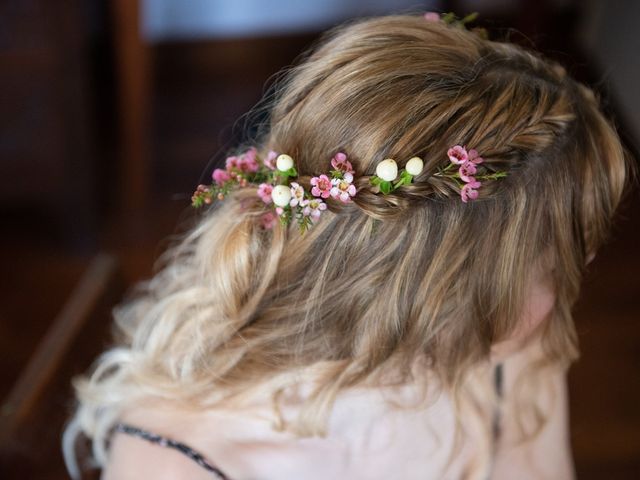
<box><xmin>486</xmin><ymin>363</ymin><xmax>505</xmax><ymax>480</ymax></box>
<box><xmin>114</xmin><ymin>423</ymin><xmax>232</xmax><ymax>480</ymax></box>
<box><xmin>492</xmin><ymin>363</ymin><xmax>504</xmax><ymax>440</ymax></box>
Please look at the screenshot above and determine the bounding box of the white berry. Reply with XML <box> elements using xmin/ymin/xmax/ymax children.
<box><xmin>376</xmin><ymin>159</ymin><xmax>398</xmax><ymax>182</ymax></box>
<box><xmin>405</xmin><ymin>157</ymin><xmax>424</xmax><ymax>176</ymax></box>
<box><xmin>276</xmin><ymin>154</ymin><xmax>294</xmax><ymax>172</ymax></box>
<box><xmin>271</xmin><ymin>185</ymin><xmax>292</xmax><ymax>207</ymax></box>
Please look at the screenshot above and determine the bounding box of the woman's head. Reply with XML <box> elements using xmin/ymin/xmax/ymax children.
<box><xmin>69</xmin><ymin>14</ymin><xmax>631</xmax><ymax>465</ymax></box>
<box><xmin>238</xmin><ymin>14</ymin><xmax>629</xmax><ymax>376</ymax></box>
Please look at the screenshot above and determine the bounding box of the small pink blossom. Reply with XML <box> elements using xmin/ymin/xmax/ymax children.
<box><xmin>301</xmin><ymin>198</ymin><xmax>327</xmax><ymax>219</ymax></box>
<box><xmin>192</xmin><ymin>184</ymin><xmax>211</xmax><ymax>205</ymax></box>
<box><xmin>289</xmin><ymin>182</ymin><xmax>305</xmax><ymax>207</ymax></box>
<box><xmin>263</xmin><ymin>150</ymin><xmax>277</xmax><ymax>170</ymax></box>
<box><xmin>244</xmin><ymin>147</ymin><xmax>257</xmax><ymax>161</ymax></box>
<box><xmin>212</xmin><ymin>168</ymin><xmax>231</xmax><ymax>185</ymax></box>
<box><xmin>225</xmin><ymin>155</ymin><xmax>239</xmax><ymax>171</ymax></box>
<box><xmin>458</xmin><ymin>162</ymin><xmax>477</xmax><ymax>183</ymax></box>
<box><xmin>424</xmin><ymin>12</ymin><xmax>441</xmax><ymax>22</ymax></box>
<box><xmin>275</xmin><ymin>207</ymin><xmax>284</xmax><ymax>216</ymax></box>
<box><xmin>330</xmin><ymin>152</ymin><xmax>355</xmax><ymax>174</ymax></box>
<box><xmin>257</xmin><ymin>183</ymin><xmax>273</xmax><ymax>204</ymax></box>
<box><xmin>194</xmin><ymin>184</ymin><xmax>210</xmax><ymax>195</ymax></box>
<box><xmin>310</xmin><ymin>174</ymin><xmax>332</xmax><ymax>198</ymax></box>
<box><xmin>461</xmin><ymin>180</ymin><xmax>481</xmax><ymax>203</ymax></box>
<box><xmin>260</xmin><ymin>211</ymin><xmax>278</xmax><ymax>229</ymax></box>
<box><xmin>448</xmin><ymin>145</ymin><xmax>468</xmax><ymax>164</ymax></box>
<box><xmin>226</xmin><ymin>148</ymin><xmax>260</xmax><ymax>173</ymax></box>
<box><xmin>238</xmin><ymin>147</ymin><xmax>259</xmax><ymax>172</ymax></box>
<box><xmin>330</xmin><ymin>176</ymin><xmax>357</xmax><ymax>203</ymax></box>
<box><xmin>468</xmin><ymin>149</ymin><xmax>483</xmax><ymax>165</ymax></box>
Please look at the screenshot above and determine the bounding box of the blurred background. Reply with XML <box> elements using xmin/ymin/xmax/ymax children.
<box><xmin>0</xmin><ymin>0</ymin><xmax>638</xmax><ymax>478</ymax></box>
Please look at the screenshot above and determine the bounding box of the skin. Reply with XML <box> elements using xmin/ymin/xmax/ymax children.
<box><xmin>489</xmin><ymin>255</ymin><xmax>597</xmax><ymax>480</ymax></box>
<box><xmin>491</xmin><ymin>347</ymin><xmax>575</xmax><ymax>480</ymax></box>
<box><xmin>105</xmin><ymin>433</ymin><xmax>215</xmax><ymax>480</ymax></box>
<box><xmin>491</xmin><ymin>258</ymin><xmax>557</xmax><ymax>360</ymax></box>
<box><xmin>104</xmin><ymin>263</ymin><xmax>577</xmax><ymax>479</ymax></box>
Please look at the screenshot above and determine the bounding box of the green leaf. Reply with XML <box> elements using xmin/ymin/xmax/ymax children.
<box><xmin>330</xmin><ymin>169</ymin><xmax>344</xmax><ymax>180</ymax></box>
<box><xmin>461</xmin><ymin>12</ymin><xmax>479</xmax><ymax>25</ymax></box>
<box><xmin>284</xmin><ymin>167</ymin><xmax>298</xmax><ymax>178</ymax></box>
<box><xmin>298</xmin><ymin>215</ymin><xmax>313</xmax><ymax>234</ymax></box>
<box><xmin>394</xmin><ymin>170</ymin><xmax>413</xmax><ymax>188</ymax></box>
<box><xmin>442</xmin><ymin>12</ymin><xmax>456</xmax><ymax>24</ymax></box>
<box><xmin>370</xmin><ymin>176</ymin><xmax>382</xmax><ymax>186</ymax></box>
<box><xmin>380</xmin><ymin>181</ymin><xmax>392</xmax><ymax>195</ymax></box>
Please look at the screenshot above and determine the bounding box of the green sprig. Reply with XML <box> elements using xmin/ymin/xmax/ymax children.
<box><xmin>329</xmin><ymin>169</ymin><xmax>345</xmax><ymax>180</ymax></box>
<box><xmin>370</xmin><ymin>168</ymin><xmax>415</xmax><ymax>195</ymax></box>
<box><xmin>434</xmin><ymin>164</ymin><xmax>509</xmax><ymax>190</ymax></box>
<box><xmin>393</xmin><ymin>170</ymin><xmax>414</xmax><ymax>189</ymax></box>
<box><xmin>476</xmin><ymin>171</ymin><xmax>508</xmax><ymax>181</ymax></box>
<box><xmin>279</xmin><ymin>167</ymin><xmax>298</xmax><ymax>179</ymax></box>
<box><xmin>441</xmin><ymin>11</ymin><xmax>478</xmax><ymax>27</ymax></box>
<box><xmin>438</xmin><ymin>11</ymin><xmax>487</xmax><ymax>39</ymax></box>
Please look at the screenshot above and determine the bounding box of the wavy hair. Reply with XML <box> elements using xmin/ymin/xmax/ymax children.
<box><xmin>65</xmin><ymin>14</ymin><xmax>632</xmax><ymax>477</ymax></box>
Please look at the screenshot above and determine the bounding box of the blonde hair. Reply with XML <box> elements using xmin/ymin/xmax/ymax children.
<box><xmin>65</xmin><ymin>14</ymin><xmax>632</xmax><ymax>477</ymax></box>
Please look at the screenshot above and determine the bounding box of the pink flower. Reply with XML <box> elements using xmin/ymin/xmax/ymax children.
<box><xmin>212</xmin><ymin>168</ymin><xmax>231</xmax><ymax>185</ymax></box>
<box><xmin>244</xmin><ymin>147</ymin><xmax>257</xmax><ymax>160</ymax></box>
<box><xmin>310</xmin><ymin>174</ymin><xmax>332</xmax><ymax>198</ymax></box>
<box><xmin>330</xmin><ymin>152</ymin><xmax>355</xmax><ymax>174</ymax></box>
<box><xmin>257</xmin><ymin>183</ymin><xmax>273</xmax><ymax>204</ymax></box>
<box><xmin>225</xmin><ymin>155</ymin><xmax>240</xmax><ymax>171</ymax></box>
<box><xmin>448</xmin><ymin>145</ymin><xmax>468</xmax><ymax>164</ymax></box>
<box><xmin>289</xmin><ymin>182</ymin><xmax>305</xmax><ymax>207</ymax></box>
<box><xmin>275</xmin><ymin>207</ymin><xmax>284</xmax><ymax>216</ymax></box>
<box><xmin>461</xmin><ymin>181</ymin><xmax>481</xmax><ymax>203</ymax></box>
<box><xmin>468</xmin><ymin>149</ymin><xmax>483</xmax><ymax>165</ymax></box>
<box><xmin>260</xmin><ymin>211</ymin><xmax>278</xmax><ymax>229</ymax></box>
<box><xmin>458</xmin><ymin>162</ymin><xmax>477</xmax><ymax>183</ymax></box>
<box><xmin>330</xmin><ymin>175</ymin><xmax>357</xmax><ymax>203</ymax></box>
<box><xmin>301</xmin><ymin>198</ymin><xmax>327</xmax><ymax>219</ymax></box>
<box><xmin>423</xmin><ymin>12</ymin><xmax>441</xmax><ymax>22</ymax></box>
<box><xmin>194</xmin><ymin>184</ymin><xmax>210</xmax><ymax>195</ymax></box>
<box><xmin>238</xmin><ymin>147</ymin><xmax>259</xmax><ymax>173</ymax></box>
<box><xmin>264</xmin><ymin>150</ymin><xmax>277</xmax><ymax>170</ymax></box>
<box><xmin>456</xmin><ymin>147</ymin><xmax>484</xmax><ymax>182</ymax></box>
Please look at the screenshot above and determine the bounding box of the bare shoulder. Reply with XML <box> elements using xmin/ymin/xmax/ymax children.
<box><xmin>102</xmin><ymin>427</ymin><xmax>215</xmax><ymax>480</ymax></box>
<box><xmin>101</xmin><ymin>402</ymin><xmax>254</xmax><ymax>480</ymax></box>
<box><xmin>100</xmin><ymin>400</ymin><xmax>277</xmax><ymax>480</ymax></box>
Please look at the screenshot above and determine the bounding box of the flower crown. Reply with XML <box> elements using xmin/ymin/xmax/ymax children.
<box><xmin>191</xmin><ymin>12</ymin><xmax>503</xmax><ymax>232</ymax></box>
<box><xmin>191</xmin><ymin>145</ymin><xmax>507</xmax><ymax>233</ymax></box>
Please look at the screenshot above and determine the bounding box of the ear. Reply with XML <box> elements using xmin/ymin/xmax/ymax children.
<box><xmin>491</xmin><ymin>262</ymin><xmax>555</xmax><ymax>361</ymax></box>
